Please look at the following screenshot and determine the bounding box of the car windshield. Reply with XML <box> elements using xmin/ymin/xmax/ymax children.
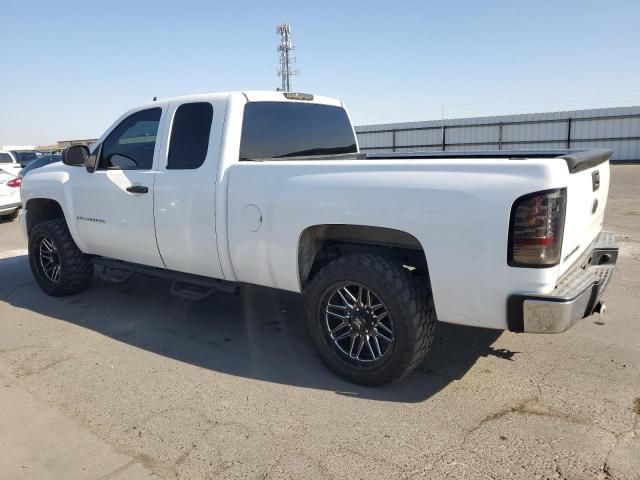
<box><xmin>39</xmin><ymin>155</ymin><xmax>62</xmax><ymax>163</ymax></box>
<box><xmin>11</xmin><ymin>151</ymin><xmax>38</xmax><ymax>163</ymax></box>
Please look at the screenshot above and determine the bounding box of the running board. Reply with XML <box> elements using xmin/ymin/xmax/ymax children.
<box><xmin>91</xmin><ymin>257</ymin><xmax>239</xmax><ymax>299</ymax></box>
<box><xmin>100</xmin><ymin>266</ymin><xmax>134</xmax><ymax>284</ymax></box>
<box><xmin>171</xmin><ymin>280</ymin><xmax>217</xmax><ymax>301</ymax></box>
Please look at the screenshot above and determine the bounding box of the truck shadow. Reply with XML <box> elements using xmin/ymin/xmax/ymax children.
<box><xmin>0</xmin><ymin>255</ymin><xmax>508</xmax><ymax>403</ymax></box>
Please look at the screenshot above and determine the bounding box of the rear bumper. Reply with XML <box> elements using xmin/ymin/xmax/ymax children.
<box><xmin>508</xmin><ymin>232</ymin><xmax>618</xmax><ymax>333</ymax></box>
<box><xmin>0</xmin><ymin>202</ymin><xmax>21</xmax><ymax>215</ymax></box>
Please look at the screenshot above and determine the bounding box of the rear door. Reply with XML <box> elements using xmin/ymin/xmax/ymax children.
<box><xmin>153</xmin><ymin>98</ymin><xmax>226</xmax><ymax>279</ymax></box>
<box><xmin>71</xmin><ymin>107</ymin><xmax>166</xmax><ymax>267</ymax></box>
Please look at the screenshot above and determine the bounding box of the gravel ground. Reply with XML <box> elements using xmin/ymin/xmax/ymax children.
<box><xmin>0</xmin><ymin>165</ymin><xmax>638</xmax><ymax>479</ymax></box>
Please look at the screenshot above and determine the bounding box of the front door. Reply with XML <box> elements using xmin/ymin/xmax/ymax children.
<box><xmin>71</xmin><ymin>107</ymin><xmax>165</xmax><ymax>268</ymax></box>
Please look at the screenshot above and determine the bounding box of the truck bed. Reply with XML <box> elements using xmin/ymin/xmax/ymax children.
<box><xmin>248</xmin><ymin>148</ymin><xmax>611</xmax><ymax>174</ymax></box>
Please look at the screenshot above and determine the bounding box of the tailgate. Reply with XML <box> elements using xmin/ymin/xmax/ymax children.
<box><xmin>558</xmin><ymin>152</ymin><xmax>611</xmax><ymax>275</ymax></box>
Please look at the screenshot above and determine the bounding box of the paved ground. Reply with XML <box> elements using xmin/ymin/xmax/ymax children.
<box><xmin>0</xmin><ymin>165</ymin><xmax>639</xmax><ymax>480</ymax></box>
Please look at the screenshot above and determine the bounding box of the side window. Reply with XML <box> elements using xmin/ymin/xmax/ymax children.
<box><xmin>167</xmin><ymin>102</ymin><xmax>213</xmax><ymax>169</ymax></box>
<box><xmin>99</xmin><ymin>108</ymin><xmax>162</xmax><ymax>170</ymax></box>
<box><xmin>0</xmin><ymin>153</ymin><xmax>12</xmax><ymax>164</ymax></box>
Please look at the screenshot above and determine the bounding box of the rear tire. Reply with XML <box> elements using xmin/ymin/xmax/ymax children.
<box><xmin>28</xmin><ymin>218</ymin><xmax>93</xmax><ymax>296</ymax></box>
<box><xmin>304</xmin><ymin>253</ymin><xmax>436</xmax><ymax>386</ymax></box>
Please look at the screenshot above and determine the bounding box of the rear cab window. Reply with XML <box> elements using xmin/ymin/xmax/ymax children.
<box><xmin>239</xmin><ymin>101</ymin><xmax>357</xmax><ymax>160</ymax></box>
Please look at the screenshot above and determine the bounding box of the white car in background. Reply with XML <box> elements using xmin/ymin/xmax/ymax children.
<box><xmin>0</xmin><ymin>151</ymin><xmax>28</xmax><ymax>176</ymax></box>
<box><xmin>0</xmin><ymin>171</ymin><xmax>21</xmax><ymax>220</ymax></box>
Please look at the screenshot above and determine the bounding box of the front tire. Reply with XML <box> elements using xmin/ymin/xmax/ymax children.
<box><xmin>304</xmin><ymin>253</ymin><xmax>436</xmax><ymax>386</ymax></box>
<box><xmin>28</xmin><ymin>218</ymin><xmax>94</xmax><ymax>296</ymax></box>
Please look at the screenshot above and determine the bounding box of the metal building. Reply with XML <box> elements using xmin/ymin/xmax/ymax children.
<box><xmin>355</xmin><ymin>106</ymin><xmax>640</xmax><ymax>161</ymax></box>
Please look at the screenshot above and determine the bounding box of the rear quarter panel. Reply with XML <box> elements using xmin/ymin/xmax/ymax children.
<box><xmin>226</xmin><ymin>158</ymin><xmax>570</xmax><ymax>330</ymax></box>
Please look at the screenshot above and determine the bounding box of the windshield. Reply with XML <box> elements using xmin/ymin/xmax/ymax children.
<box><xmin>11</xmin><ymin>151</ymin><xmax>38</xmax><ymax>163</ymax></box>
<box><xmin>239</xmin><ymin>101</ymin><xmax>357</xmax><ymax>160</ymax></box>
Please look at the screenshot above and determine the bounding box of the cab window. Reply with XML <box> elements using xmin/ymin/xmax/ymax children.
<box><xmin>167</xmin><ymin>102</ymin><xmax>213</xmax><ymax>169</ymax></box>
<box><xmin>239</xmin><ymin>102</ymin><xmax>357</xmax><ymax>160</ymax></box>
<box><xmin>99</xmin><ymin>108</ymin><xmax>161</xmax><ymax>170</ymax></box>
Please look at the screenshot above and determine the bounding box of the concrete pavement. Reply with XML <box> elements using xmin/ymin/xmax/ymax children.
<box><xmin>0</xmin><ymin>376</ymin><xmax>155</xmax><ymax>479</ymax></box>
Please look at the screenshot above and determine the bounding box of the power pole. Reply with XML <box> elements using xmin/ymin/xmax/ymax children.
<box><xmin>276</xmin><ymin>23</ymin><xmax>298</xmax><ymax>92</ymax></box>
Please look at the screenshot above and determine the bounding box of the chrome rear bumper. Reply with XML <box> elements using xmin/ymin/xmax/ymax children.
<box><xmin>508</xmin><ymin>232</ymin><xmax>618</xmax><ymax>333</ymax></box>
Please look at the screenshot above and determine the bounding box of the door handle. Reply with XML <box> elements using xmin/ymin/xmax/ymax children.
<box><xmin>126</xmin><ymin>185</ymin><xmax>148</xmax><ymax>194</ymax></box>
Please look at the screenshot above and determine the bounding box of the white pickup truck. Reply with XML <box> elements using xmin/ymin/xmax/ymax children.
<box><xmin>20</xmin><ymin>91</ymin><xmax>618</xmax><ymax>385</ymax></box>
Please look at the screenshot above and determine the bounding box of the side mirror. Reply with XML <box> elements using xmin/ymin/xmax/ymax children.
<box><xmin>62</xmin><ymin>145</ymin><xmax>89</xmax><ymax>166</ymax></box>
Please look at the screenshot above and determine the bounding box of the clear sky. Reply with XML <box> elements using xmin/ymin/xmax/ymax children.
<box><xmin>1</xmin><ymin>0</ymin><xmax>639</xmax><ymax>145</ymax></box>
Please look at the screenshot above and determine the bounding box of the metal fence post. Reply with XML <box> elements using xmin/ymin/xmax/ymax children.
<box><xmin>566</xmin><ymin>118</ymin><xmax>572</xmax><ymax>149</ymax></box>
<box><xmin>392</xmin><ymin>130</ymin><xmax>396</xmax><ymax>152</ymax></box>
<box><xmin>441</xmin><ymin>126</ymin><xmax>446</xmax><ymax>151</ymax></box>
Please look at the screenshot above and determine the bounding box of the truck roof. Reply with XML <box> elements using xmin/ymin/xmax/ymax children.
<box><xmin>138</xmin><ymin>91</ymin><xmax>342</xmax><ymax>110</ymax></box>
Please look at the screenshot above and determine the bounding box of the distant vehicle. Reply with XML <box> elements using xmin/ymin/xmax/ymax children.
<box><xmin>0</xmin><ymin>151</ymin><xmax>23</xmax><ymax>176</ymax></box>
<box><xmin>8</xmin><ymin>150</ymin><xmax>39</xmax><ymax>167</ymax></box>
<box><xmin>0</xmin><ymin>171</ymin><xmax>21</xmax><ymax>220</ymax></box>
<box><xmin>0</xmin><ymin>150</ymin><xmax>39</xmax><ymax>177</ymax></box>
<box><xmin>20</xmin><ymin>91</ymin><xmax>618</xmax><ymax>385</ymax></box>
<box><xmin>19</xmin><ymin>154</ymin><xmax>62</xmax><ymax>177</ymax></box>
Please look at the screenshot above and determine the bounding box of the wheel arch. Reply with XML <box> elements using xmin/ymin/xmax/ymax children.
<box><xmin>25</xmin><ymin>198</ymin><xmax>66</xmax><ymax>233</ymax></box>
<box><xmin>297</xmin><ymin>224</ymin><xmax>431</xmax><ymax>289</ymax></box>
<box><xmin>23</xmin><ymin>197</ymin><xmax>87</xmax><ymax>252</ymax></box>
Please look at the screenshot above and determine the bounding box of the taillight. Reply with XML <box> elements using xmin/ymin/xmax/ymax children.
<box><xmin>6</xmin><ymin>178</ymin><xmax>21</xmax><ymax>188</ymax></box>
<box><xmin>508</xmin><ymin>188</ymin><xmax>567</xmax><ymax>267</ymax></box>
